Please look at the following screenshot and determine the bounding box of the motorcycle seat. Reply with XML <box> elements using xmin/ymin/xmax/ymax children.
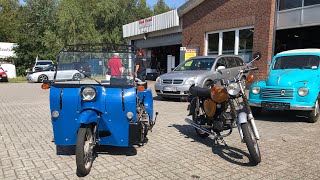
<box><xmin>189</xmin><ymin>86</ymin><xmax>211</xmax><ymax>98</ymax></box>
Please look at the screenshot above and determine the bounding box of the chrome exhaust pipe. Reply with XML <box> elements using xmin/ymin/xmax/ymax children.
<box><xmin>184</xmin><ymin>118</ymin><xmax>214</xmax><ymax>136</ymax></box>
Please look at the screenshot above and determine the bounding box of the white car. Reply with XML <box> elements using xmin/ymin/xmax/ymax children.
<box><xmin>32</xmin><ymin>60</ymin><xmax>53</xmax><ymax>72</ymax></box>
<box><xmin>27</xmin><ymin>65</ymin><xmax>83</xmax><ymax>83</ymax></box>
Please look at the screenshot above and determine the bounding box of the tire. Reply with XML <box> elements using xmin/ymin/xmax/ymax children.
<box><xmin>241</xmin><ymin>123</ymin><xmax>261</xmax><ymax>165</ymax></box>
<box><xmin>306</xmin><ymin>99</ymin><xmax>319</xmax><ymax>123</ymax></box>
<box><xmin>76</xmin><ymin>125</ymin><xmax>94</xmax><ymax>177</ymax></box>
<box><xmin>204</xmin><ymin>80</ymin><xmax>213</xmax><ymax>88</ymax></box>
<box><xmin>73</xmin><ymin>73</ymin><xmax>82</xmax><ymax>81</ymax></box>
<box><xmin>251</xmin><ymin>107</ymin><xmax>262</xmax><ymax>116</ymax></box>
<box><xmin>37</xmin><ymin>74</ymin><xmax>48</xmax><ymax>83</ymax></box>
<box><xmin>192</xmin><ymin>109</ymin><xmax>210</xmax><ymax>138</ymax></box>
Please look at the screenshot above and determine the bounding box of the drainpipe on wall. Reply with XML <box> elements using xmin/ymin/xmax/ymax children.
<box><xmin>272</xmin><ymin>0</ymin><xmax>280</xmax><ymax>57</ymax></box>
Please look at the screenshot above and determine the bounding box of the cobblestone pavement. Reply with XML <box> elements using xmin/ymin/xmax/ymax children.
<box><xmin>1</xmin><ymin>82</ymin><xmax>320</xmax><ymax>180</ymax></box>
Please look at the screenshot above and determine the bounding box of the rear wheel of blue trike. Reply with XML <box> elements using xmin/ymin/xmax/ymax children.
<box><xmin>76</xmin><ymin>125</ymin><xmax>94</xmax><ymax>177</ymax></box>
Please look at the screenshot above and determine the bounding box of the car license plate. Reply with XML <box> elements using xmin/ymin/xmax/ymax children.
<box><xmin>261</xmin><ymin>101</ymin><xmax>290</xmax><ymax>110</ymax></box>
<box><xmin>163</xmin><ymin>86</ymin><xmax>176</xmax><ymax>92</ymax></box>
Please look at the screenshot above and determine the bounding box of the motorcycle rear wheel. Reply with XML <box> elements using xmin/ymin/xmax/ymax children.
<box><xmin>192</xmin><ymin>113</ymin><xmax>210</xmax><ymax>138</ymax></box>
<box><xmin>241</xmin><ymin>123</ymin><xmax>261</xmax><ymax>165</ymax></box>
<box><xmin>76</xmin><ymin>125</ymin><xmax>94</xmax><ymax>177</ymax></box>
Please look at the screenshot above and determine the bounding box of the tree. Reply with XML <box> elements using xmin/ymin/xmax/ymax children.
<box><xmin>14</xmin><ymin>0</ymin><xmax>59</xmax><ymax>75</ymax></box>
<box><xmin>153</xmin><ymin>0</ymin><xmax>171</xmax><ymax>15</ymax></box>
<box><xmin>0</xmin><ymin>0</ymin><xmax>23</xmax><ymax>42</ymax></box>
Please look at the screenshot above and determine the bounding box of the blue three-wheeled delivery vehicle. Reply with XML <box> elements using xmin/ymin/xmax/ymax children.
<box><xmin>43</xmin><ymin>44</ymin><xmax>157</xmax><ymax>177</ymax></box>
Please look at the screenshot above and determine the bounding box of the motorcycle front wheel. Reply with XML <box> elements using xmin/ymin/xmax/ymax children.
<box><xmin>241</xmin><ymin>123</ymin><xmax>261</xmax><ymax>165</ymax></box>
<box><xmin>76</xmin><ymin>125</ymin><xmax>95</xmax><ymax>177</ymax></box>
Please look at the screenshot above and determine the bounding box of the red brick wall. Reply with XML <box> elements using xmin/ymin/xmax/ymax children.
<box><xmin>182</xmin><ymin>0</ymin><xmax>277</xmax><ymax>80</ymax></box>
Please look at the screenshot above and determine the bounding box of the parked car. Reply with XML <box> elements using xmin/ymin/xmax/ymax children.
<box><xmin>154</xmin><ymin>55</ymin><xmax>247</xmax><ymax>98</ymax></box>
<box><xmin>0</xmin><ymin>66</ymin><xmax>8</xmax><ymax>82</ymax></box>
<box><xmin>27</xmin><ymin>64</ymin><xmax>84</xmax><ymax>82</ymax></box>
<box><xmin>32</xmin><ymin>60</ymin><xmax>53</xmax><ymax>72</ymax></box>
<box><xmin>249</xmin><ymin>49</ymin><xmax>320</xmax><ymax>123</ymax></box>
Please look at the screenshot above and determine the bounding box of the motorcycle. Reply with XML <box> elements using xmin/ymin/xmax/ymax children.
<box><xmin>185</xmin><ymin>52</ymin><xmax>262</xmax><ymax>165</ymax></box>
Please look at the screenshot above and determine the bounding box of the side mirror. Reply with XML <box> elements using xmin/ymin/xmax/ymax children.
<box><xmin>4</xmin><ymin>70</ymin><xmax>8</xmax><ymax>72</ymax></box>
<box><xmin>253</xmin><ymin>52</ymin><xmax>262</xmax><ymax>61</ymax></box>
<box><xmin>216</xmin><ymin>66</ymin><xmax>226</xmax><ymax>71</ymax></box>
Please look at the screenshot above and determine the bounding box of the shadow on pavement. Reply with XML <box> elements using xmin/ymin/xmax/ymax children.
<box><xmin>254</xmin><ymin>110</ymin><xmax>307</xmax><ymax>123</ymax></box>
<box><xmin>172</xmin><ymin>124</ymin><xmax>256</xmax><ymax>167</ymax></box>
<box><xmin>56</xmin><ymin>145</ymin><xmax>137</xmax><ymax>156</ymax></box>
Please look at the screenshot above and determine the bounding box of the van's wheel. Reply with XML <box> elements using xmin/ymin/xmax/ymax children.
<box><xmin>241</xmin><ymin>123</ymin><xmax>261</xmax><ymax>165</ymax></box>
<box><xmin>73</xmin><ymin>73</ymin><xmax>82</xmax><ymax>81</ymax></box>
<box><xmin>38</xmin><ymin>74</ymin><xmax>48</xmax><ymax>83</ymax></box>
<box><xmin>307</xmin><ymin>100</ymin><xmax>319</xmax><ymax>123</ymax></box>
<box><xmin>76</xmin><ymin>125</ymin><xmax>94</xmax><ymax>177</ymax></box>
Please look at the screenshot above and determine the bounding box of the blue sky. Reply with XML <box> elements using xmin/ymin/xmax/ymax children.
<box><xmin>147</xmin><ymin>0</ymin><xmax>186</xmax><ymax>8</ymax></box>
<box><xmin>19</xmin><ymin>0</ymin><xmax>186</xmax><ymax>8</ymax></box>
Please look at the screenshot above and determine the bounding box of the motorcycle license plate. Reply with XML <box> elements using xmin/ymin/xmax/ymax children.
<box><xmin>163</xmin><ymin>86</ymin><xmax>176</xmax><ymax>92</ymax></box>
<box><xmin>261</xmin><ymin>101</ymin><xmax>290</xmax><ymax>110</ymax></box>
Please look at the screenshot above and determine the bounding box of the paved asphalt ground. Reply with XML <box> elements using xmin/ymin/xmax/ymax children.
<box><xmin>0</xmin><ymin>82</ymin><xmax>320</xmax><ymax>179</ymax></box>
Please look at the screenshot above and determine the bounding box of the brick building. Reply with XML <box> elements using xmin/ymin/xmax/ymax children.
<box><xmin>123</xmin><ymin>0</ymin><xmax>320</xmax><ymax>80</ymax></box>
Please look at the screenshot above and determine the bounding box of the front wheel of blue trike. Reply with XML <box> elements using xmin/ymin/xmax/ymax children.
<box><xmin>76</xmin><ymin>125</ymin><xmax>94</xmax><ymax>177</ymax></box>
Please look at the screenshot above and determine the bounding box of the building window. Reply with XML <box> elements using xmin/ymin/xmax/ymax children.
<box><xmin>239</xmin><ymin>28</ymin><xmax>254</xmax><ymax>63</ymax></box>
<box><xmin>304</xmin><ymin>0</ymin><xmax>320</xmax><ymax>6</ymax></box>
<box><xmin>279</xmin><ymin>0</ymin><xmax>302</xmax><ymax>10</ymax></box>
<box><xmin>208</xmin><ymin>33</ymin><xmax>219</xmax><ymax>55</ymax></box>
<box><xmin>206</xmin><ymin>27</ymin><xmax>254</xmax><ymax>63</ymax></box>
<box><xmin>222</xmin><ymin>31</ymin><xmax>235</xmax><ymax>54</ymax></box>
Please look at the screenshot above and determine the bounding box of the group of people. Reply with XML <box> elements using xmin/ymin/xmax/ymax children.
<box><xmin>108</xmin><ymin>48</ymin><xmax>146</xmax><ymax>81</ymax></box>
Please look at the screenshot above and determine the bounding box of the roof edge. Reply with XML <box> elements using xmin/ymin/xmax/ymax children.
<box><xmin>177</xmin><ymin>0</ymin><xmax>205</xmax><ymax>17</ymax></box>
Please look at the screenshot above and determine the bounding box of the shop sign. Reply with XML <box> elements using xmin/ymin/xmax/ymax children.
<box><xmin>185</xmin><ymin>49</ymin><xmax>197</xmax><ymax>61</ymax></box>
<box><xmin>139</xmin><ymin>17</ymin><xmax>153</xmax><ymax>29</ymax></box>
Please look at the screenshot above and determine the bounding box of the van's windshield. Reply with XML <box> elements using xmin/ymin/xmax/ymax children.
<box><xmin>273</xmin><ymin>55</ymin><xmax>320</xmax><ymax>70</ymax></box>
<box><xmin>174</xmin><ymin>58</ymin><xmax>215</xmax><ymax>71</ymax></box>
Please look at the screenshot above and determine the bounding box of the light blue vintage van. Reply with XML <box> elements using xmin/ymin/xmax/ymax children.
<box><xmin>249</xmin><ymin>49</ymin><xmax>320</xmax><ymax>123</ymax></box>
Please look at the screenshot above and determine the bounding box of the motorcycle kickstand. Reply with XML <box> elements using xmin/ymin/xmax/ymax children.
<box><xmin>213</xmin><ymin>133</ymin><xmax>226</xmax><ymax>146</ymax></box>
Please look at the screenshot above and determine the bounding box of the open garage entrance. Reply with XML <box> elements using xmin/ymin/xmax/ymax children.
<box><xmin>275</xmin><ymin>26</ymin><xmax>320</xmax><ymax>54</ymax></box>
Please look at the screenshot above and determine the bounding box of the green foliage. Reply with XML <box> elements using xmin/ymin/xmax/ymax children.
<box><xmin>0</xmin><ymin>0</ymin><xmax>171</xmax><ymax>76</ymax></box>
<box><xmin>153</xmin><ymin>0</ymin><xmax>171</xmax><ymax>15</ymax></box>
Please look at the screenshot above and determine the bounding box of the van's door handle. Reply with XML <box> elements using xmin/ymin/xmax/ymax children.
<box><xmin>227</xmin><ymin>72</ymin><xmax>230</xmax><ymax>74</ymax></box>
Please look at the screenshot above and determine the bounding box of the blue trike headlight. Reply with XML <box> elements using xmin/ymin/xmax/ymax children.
<box><xmin>81</xmin><ymin>87</ymin><xmax>96</xmax><ymax>101</ymax></box>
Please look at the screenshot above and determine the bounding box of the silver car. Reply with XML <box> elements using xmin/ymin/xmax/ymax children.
<box><xmin>155</xmin><ymin>55</ymin><xmax>247</xmax><ymax>98</ymax></box>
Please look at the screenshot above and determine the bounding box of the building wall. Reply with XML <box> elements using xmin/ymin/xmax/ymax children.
<box><xmin>182</xmin><ymin>0</ymin><xmax>277</xmax><ymax>80</ymax></box>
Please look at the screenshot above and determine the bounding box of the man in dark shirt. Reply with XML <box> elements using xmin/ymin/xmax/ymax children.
<box><xmin>108</xmin><ymin>53</ymin><xmax>123</xmax><ymax>76</ymax></box>
<box><xmin>135</xmin><ymin>49</ymin><xmax>146</xmax><ymax>81</ymax></box>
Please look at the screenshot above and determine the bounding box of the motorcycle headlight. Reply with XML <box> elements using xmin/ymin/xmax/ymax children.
<box><xmin>82</xmin><ymin>87</ymin><xmax>96</xmax><ymax>101</ymax></box>
<box><xmin>184</xmin><ymin>77</ymin><xmax>196</xmax><ymax>85</ymax></box>
<box><xmin>156</xmin><ymin>77</ymin><xmax>161</xmax><ymax>83</ymax></box>
<box><xmin>298</xmin><ymin>87</ymin><xmax>308</xmax><ymax>97</ymax></box>
<box><xmin>252</xmin><ymin>86</ymin><xmax>261</xmax><ymax>94</ymax></box>
<box><xmin>227</xmin><ymin>83</ymin><xmax>240</xmax><ymax>96</ymax></box>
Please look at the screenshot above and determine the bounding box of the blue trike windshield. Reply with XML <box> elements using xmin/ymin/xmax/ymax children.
<box><xmin>54</xmin><ymin>44</ymin><xmax>136</xmax><ymax>85</ymax></box>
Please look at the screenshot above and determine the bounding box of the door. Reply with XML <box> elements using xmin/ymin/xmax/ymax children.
<box><xmin>214</xmin><ymin>57</ymin><xmax>231</xmax><ymax>80</ymax></box>
<box><xmin>226</xmin><ymin>57</ymin><xmax>240</xmax><ymax>78</ymax></box>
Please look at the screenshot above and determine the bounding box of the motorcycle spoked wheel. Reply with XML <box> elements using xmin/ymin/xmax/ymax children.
<box><xmin>76</xmin><ymin>125</ymin><xmax>95</xmax><ymax>177</ymax></box>
<box><xmin>192</xmin><ymin>112</ymin><xmax>210</xmax><ymax>138</ymax></box>
<box><xmin>241</xmin><ymin>123</ymin><xmax>261</xmax><ymax>165</ymax></box>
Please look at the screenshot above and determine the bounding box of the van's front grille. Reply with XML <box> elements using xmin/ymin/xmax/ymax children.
<box><xmin>162</xmin><ymin>79</ymin><xmax>183</xmax><ymax>84</ymax></box>
<box><xmin>261</xmin><ymin>88</ymin><xmax>294</xmax><ymax>99</ymax></box>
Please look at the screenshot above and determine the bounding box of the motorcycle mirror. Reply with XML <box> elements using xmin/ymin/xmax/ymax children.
<box><xmin>253</xmin><ymin>52</ymin><xmax>262</xmax><ymax>61</ymax></box>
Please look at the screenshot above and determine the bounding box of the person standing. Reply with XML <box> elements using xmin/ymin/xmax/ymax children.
<box><xmin>108</xmin><ymin>53</ymin><xmax>123</xmax><ymax>76</ymax></box>
<box><xmin>135</xmin><ymin>49</ymin><xmax>146</xmax><ymax>81</ymax></box>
